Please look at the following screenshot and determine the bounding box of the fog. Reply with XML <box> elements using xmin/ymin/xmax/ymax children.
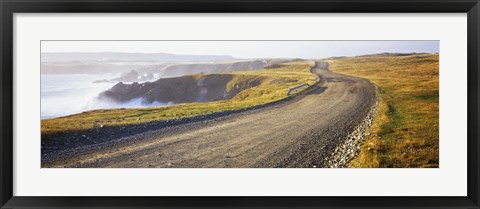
<box><xmin>86</xmin><ymin>97</ymin><xmax>174</xmax><ymax>112</ymax></box>
<box><xmin>41</xmin><ymin>74</ymin><xmax>116</xmax><ymax>119</ymax></box>
<box><xmin>41</xmin><ymin>73</ymin><xmax>173</xmax><ymax>119</ymax></box>
<box><xmin>42</xmin><ymin>40</ymin><xmax>439</xmax><ymax>59</ymax></box>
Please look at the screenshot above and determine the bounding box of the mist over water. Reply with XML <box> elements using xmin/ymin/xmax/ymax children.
<box><xmin>41</xmin><ymin>74</ymin><xmax>170</xmax><ymax>119</ymax></box>
<box><xmin>86</xmin><ymin>97</ymin><xmax>174</xmax><ymax>113</ymax></box>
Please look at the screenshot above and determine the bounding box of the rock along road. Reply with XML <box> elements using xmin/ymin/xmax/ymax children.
<box><xmin>43</xmin><ymin>61</ymin><xmax>377</xmax><ymax>168</ymax></box>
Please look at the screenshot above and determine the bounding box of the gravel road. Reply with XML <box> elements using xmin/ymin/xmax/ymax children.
<box><xmin>42</xmin><ymin>61</ymin><xmax>377</xmax><ymax>168</ymax></box>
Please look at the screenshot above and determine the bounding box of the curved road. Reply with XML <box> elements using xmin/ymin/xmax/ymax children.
<box><xmin>44</xmin><ymin>61</ymin><xmax>377</xmax><ymax>168</ymax></box>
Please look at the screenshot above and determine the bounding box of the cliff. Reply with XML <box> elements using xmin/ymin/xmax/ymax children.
<box><xmin>98</xmin><ymin>73</ymin><xmax>265</xmax><ymax>104</ymax></box>
<box><xmin>158</xmin><ymin>60</ymin><xmax>279</xmax><ymax>77</ymax></box>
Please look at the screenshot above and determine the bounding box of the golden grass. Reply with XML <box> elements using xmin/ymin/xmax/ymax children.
<box><xmin>325</xmin><ymin>53</ymin><xmax>439</xmax><ymax>168</ymax></box>
<box><xmin>41</xmin><ymin>61</ymin><xmax>317</xmax><ymax>135</ymax></box>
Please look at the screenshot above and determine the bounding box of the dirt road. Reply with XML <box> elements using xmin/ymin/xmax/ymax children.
<box><xmin>43</xmin><ymin>61</ymin><xmax>377</xmax><ymax>168</ymax></box>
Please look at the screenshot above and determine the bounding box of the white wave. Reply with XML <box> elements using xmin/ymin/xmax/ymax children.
<box><xmin>84</xmin><ymin>97</ymin><xmax>174</xmax><ymax>111</ymax></box>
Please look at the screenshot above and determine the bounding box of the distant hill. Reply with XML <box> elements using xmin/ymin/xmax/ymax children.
<box><xmin>159</xmin><ymin>60</ymin><xmax>280</xmax><ymax>77</ymax></box>
<box><xmin>41</xmin><ymin>52</ymin><xmax>235</xmax><ymax>63</ymax></box>
<box><xmin>355</xmin><ymin>52</ymin><xmax>429</xmax><ymax>57</ymax></box>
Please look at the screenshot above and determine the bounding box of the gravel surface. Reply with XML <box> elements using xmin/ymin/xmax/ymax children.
<box><xmin>42</xmin><ymin>61</ymin><xmax>377</xmax><ymax>168</ymax></box>
<box><xmin>324</xmin><ymin>94</ymin><xmax>379</xmax><ymax>168</ymax></box>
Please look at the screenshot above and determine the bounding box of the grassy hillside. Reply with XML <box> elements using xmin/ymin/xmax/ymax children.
<box><xmin>325</xmin><ymin>53</ymin><xmax>439</xmax><ymax>168</ymax></box>
<box><xmin>42</xmin><ymin>61</ymin><xmax>317</xmax><ymax>134</ymax></box>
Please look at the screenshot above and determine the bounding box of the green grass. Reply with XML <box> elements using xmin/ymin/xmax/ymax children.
<box><xmin>41</xmin><ymin>61</ymin><xmax>317</xmax><ymax>134</ymax></box>
<box><xmin>325</xmin><ymin>53</ymin><xmax>439</xmax><ymax>168</ymax></box>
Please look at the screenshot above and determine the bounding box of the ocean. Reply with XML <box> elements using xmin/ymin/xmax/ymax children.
<box><xmin>41</xmin><ymin>74</ymin><xmax>116</xmax><ymax>119</ymax></box>
<box><xmin>41</xmin><ymin>73</ymin><xmax>173</xmax><ymax>119</ymax></box>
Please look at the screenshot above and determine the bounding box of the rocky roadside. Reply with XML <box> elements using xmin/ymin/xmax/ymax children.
<box><xmin>323</xmin><ymin>86</ymin><xmax>379</xmax><ymax>168</ymax></box>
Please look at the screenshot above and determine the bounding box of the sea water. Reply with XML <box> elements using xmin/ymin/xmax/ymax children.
<box><xmin>41</xmin><ymin>74</ymin><xmax>116</xmax><ymax>119</ymax></box>
<box><xmin>41</xmin><ymin>74</ymin><xmax>172</xmax><ymax>119</ymax></box>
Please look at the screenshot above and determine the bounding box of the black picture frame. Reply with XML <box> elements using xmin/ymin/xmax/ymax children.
<box><xmin>1</xmin><ymin>0</ymin><xmax>479</xmax><ymax>208</ymax></box>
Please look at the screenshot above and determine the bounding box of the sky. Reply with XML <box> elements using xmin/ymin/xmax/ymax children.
<box><xmin>41</xmin><ymin>41</ymin><xmax>439</xmax><ymax>59</ymax></box>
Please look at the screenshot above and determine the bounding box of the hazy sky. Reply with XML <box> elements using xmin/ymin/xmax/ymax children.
<box><xmin>42</xmin><ymin>41</ymin><xmax>439</xmax><ymax>59</ymax></box>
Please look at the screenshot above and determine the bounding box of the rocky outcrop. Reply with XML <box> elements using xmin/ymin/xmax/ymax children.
<box><xmin>93</xmin><ymin>70</ymin><xmax>157</xmax><ymax>83</ymax></box>
<box><xmin>97</xmin><ymin>74</ymin><xmax>263</xmax><ymax>105</ymax></box>
<box><xmin>112</xmin><ymin>70</ymin><xmax>140</xmax><ymax>83</ymax></box>
<box><xmin>89</xmin><ymin>60</ymin><xmax>287</xmax><ymax>83</ymax></box>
